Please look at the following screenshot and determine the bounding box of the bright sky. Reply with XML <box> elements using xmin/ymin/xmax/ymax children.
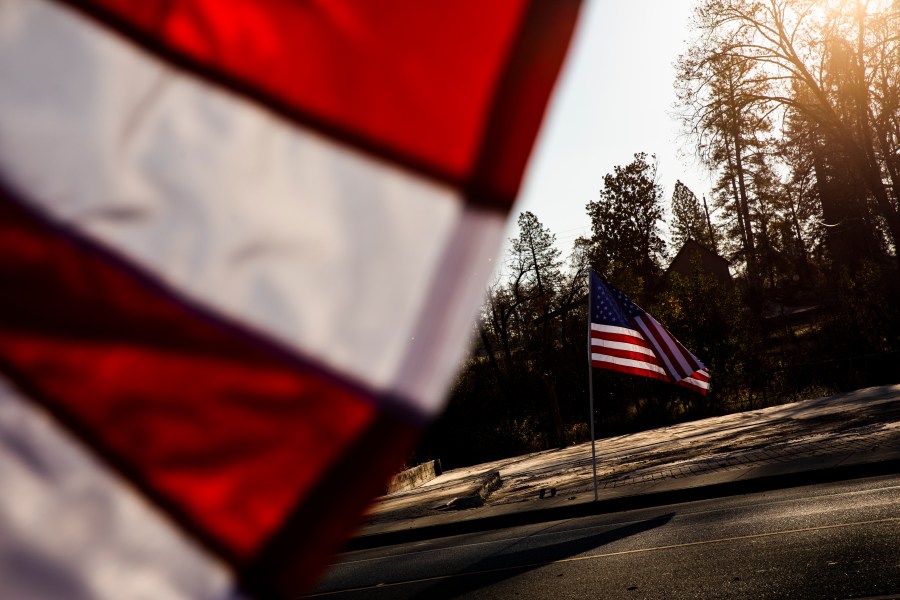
<box><xmin>508</xmin><ymin>0</ymin><xmax>713</xmax><ymax>261</ymax></box>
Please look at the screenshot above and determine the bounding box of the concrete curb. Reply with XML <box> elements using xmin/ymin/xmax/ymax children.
<box><xmin>386</xmin><ymin>459</ymin><xmax>442</xmax><ymax>494</ymax></box>
<box><xmin>436</xmin><ymin>470</ymin><xmax>502</xmax><ymax>510</ymax></box>
<box><xmin>343</xmin><ymin>457</ymin><xmax>900</xmax><ymax>552</ymax></box>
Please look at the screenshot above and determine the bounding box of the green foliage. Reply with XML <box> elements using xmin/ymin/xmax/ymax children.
<box><xmin>823</xmin><ymin>261</ymin><xmax>900</xmax><ymax>355</ymax></box>
<box><xmin>670</xmin><ymin>180</ymin><xmax>716</xmax><ymax>251</ymax></box>
<box><xmin>587</xmin><ymin>153</ymin><xmax>666</xmax><ymax>284</ymax></box>
<box><xmin>510</xmin><ymin>211</ymin><xmax>562</xmax><ymax>315</ymax></box>
<box><xmin>650</xmin><ymin>260</ymin><xmax>750</xmax><ymax>412</ymax></box>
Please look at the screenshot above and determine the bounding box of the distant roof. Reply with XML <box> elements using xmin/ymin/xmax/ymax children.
<box><xmin>665</xmin><ymin>239</ymin><xmax>732</xmax><ymax>285</ymax></box>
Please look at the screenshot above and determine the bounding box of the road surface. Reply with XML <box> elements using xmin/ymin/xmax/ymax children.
<box><xmin>310</xmin><ymin>474</ymin><xmax>900</xmax><ymax>599</ymax></box>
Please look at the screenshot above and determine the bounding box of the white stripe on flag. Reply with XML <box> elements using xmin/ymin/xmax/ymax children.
<box><xmin>694</xmin><ymin>369</ymin><xmax>711</xmax><ymax>381</ymax></box>
<box><xmin>631</xmin><ymin>316</ymin><xmax>678</xmax><ymax>378</ymax></box>
<box><xmin>591</xmin><ymin>354</ymin><xmax>667</xmax><ymax>376</ymax></box>
<box><xmin>591</xmin><ymin>323</ymin><xmax>643</xmax><ymax>339</ymax></box>
<box><xmin>591</xmin><ymin>339</ymin><xmax>656</xmax><ymax>358</ymax></box>
<box><xmin>0</xmin><ymin>0</ymin><xmax>503</xmax><ymax>417</ymax></box>
<box><xmin>634</xmin><ymin>314</ymin><xmax>697</xmax><ymax>380</ymax></box>
<box><xmin>0</xmin><ymin>376</ymin><xmax>240</xmax><ymax>600</ymax></box>
<box><xmin>681</xmin><ymin>373</ymin><xmax>710</xmax><ymax>390</ymax></box>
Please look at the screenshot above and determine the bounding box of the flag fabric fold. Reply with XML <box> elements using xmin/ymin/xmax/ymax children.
<box><xmin>0</xmin><ymin>0</ymin><xmax>581</xmax><ymax>597</ymax></box>
<box><xmin>589</xmin><ymin>271</ymin><xmax>710</xmax><ymax>395</ymax></box>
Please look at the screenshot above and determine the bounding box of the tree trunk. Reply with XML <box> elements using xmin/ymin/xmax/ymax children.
<box><xmin>543</xmin><ymin>374</ymin><xmax>566</xmax><ymax>449</ymax></box>
<box><xmin>702</xmin><ymin>194</ymin><xmax>717</xmax><ymax>252</ymax></box>
<box><xmin>478</xmin><ymin>323</ymin><xmax>502</xmax><ymax>379</ymax></box>
<box><xmin>732</xmin><ymin>132</ymin><xmax>759</xmax><ymax>285</ymax></box>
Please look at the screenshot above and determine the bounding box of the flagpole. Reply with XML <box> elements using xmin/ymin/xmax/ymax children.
<box><xmin>587</xmin><ymin>272</ymin><xmax>599</xmax><ymax>502</ymax></box>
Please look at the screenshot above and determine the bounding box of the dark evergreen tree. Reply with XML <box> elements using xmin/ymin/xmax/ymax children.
<box><xmin>670</xmin><ymin>180</ymin><xmax>717</xmax><ymax>251</ymax></box>
<box><xmin>510</xmin><ymin>211</ymin><xmax>562</xmax><ymax>320</ymax></box>
<box><xmin>586</xmin><ymin>152</ymin><xmax>666</xmax><ymax>295</ymax></box>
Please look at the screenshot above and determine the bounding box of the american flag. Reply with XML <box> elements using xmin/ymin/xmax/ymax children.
<box><xmin>0</xmin><ymin>1</ymin><xmax>580</xmax><ymax>597</ymax></box>
<box><xmin>590</xmin><ymin>271</ymin><xmax>710</xmax><ymax>394</ymax></box>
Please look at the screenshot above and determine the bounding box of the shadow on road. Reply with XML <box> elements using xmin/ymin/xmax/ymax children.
<box><xmin>409</xmin><ymin>512</ymin><xmax>674</xmax><ymax>600</ymax></box>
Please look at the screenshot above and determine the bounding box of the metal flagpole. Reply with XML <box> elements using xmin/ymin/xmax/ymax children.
<box><xmin>587</xmin><ymin>272</ymin><xmax>599</xmax><ymax>502</ymax></box>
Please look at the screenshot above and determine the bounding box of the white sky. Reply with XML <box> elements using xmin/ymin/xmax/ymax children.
<box><xmin>507</xmin><ymin>0</ymin><xmax>713</xmax><ymax>261</ymax></box>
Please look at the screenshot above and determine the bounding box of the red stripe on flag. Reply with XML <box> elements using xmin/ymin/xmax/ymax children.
<box><xmin>465</xmin><ymin>0</ymin><xmax>581</xmax><ymax>206</ymax></box>
<box><xmin>0</xmin><ymin>195</ymin><xmax>415</xmax><ymax>563</ymax></box>
<box><xmin>240</xmin><ymin>410</ymin><xmax>419</xmax><ymax>597</ymax></box>
<box><xmin>677</xmin><ymin>375</ymin><xmax>710</xmax><ymax>395</ymax></box>
<box><xmin>634</xmin><ymin>314</ymin><xmax>701</xmax><ymax>380</ymax></box>
<box><xmin>633</xmin><ymin>315</ymin><xmax>682</xmax><ymax>378</ymax></box>
<box><xmin>590</xmin><ymin>345</ymin><xmax>662</xmax><ymax>367</ymax></box>
<box><xmin>57</xmin><ymin>0</ymin><xmax>579</xmax><ymax>208</ymax></box>
<box><xmin>691</xmin><ymin>370</ymin><xmax>711</xmax><ymax>383</ymax></box>
<box><xmin>591</xmin><ymin>330</ymin><xmax>654</xmax><ymax>351</ymax></box>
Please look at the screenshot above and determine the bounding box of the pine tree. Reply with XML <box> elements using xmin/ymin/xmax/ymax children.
<box><xmin>670</xmin><ymin>180</ymin><xmax>717</xmax><ymax>251</ymax></box>
<box><xmin>586</xmin><ymin>152</ymin><xmax>666</xmax><ymax>293</ymax></box>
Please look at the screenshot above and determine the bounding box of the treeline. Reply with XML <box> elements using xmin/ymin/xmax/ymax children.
<box><xmin>415</xmin><ymin>0</ymin><xmax>900</xmax><ymax>469</ymax></box>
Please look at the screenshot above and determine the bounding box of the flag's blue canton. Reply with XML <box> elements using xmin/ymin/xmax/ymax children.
<box><xmin>591</xmin><ymin>272</ymin><xmax>644</xmax><ymax>328</ymax></box>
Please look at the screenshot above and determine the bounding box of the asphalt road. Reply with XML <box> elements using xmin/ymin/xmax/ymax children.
<box><xmin>309</xmin><ymin>474</ymin><xmax>900</xmax><ymax>599</ymax></box>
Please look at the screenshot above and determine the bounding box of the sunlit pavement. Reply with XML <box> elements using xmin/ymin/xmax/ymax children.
<box><xmin>355</xmin><ymin>385</ymin><xmax>900</xmax><ymax>547</ymax></box>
